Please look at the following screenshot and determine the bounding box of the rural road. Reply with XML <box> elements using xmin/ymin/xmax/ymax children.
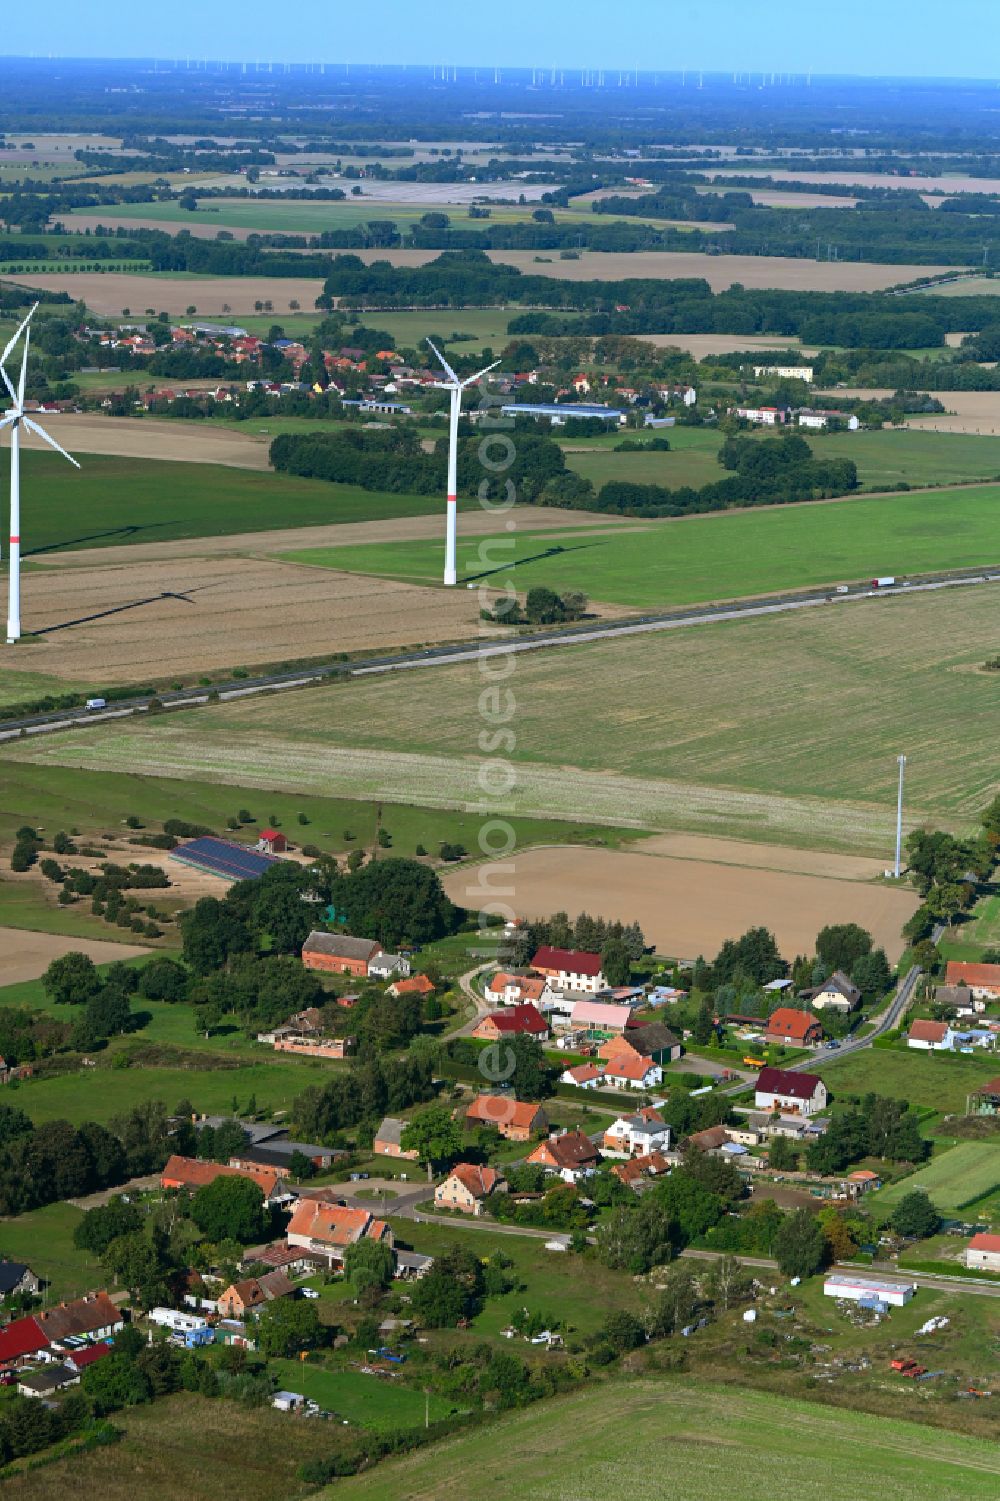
<box><xmin>1</xmin><ymin>566</ymin><xmax>997</xmax><ymax>741</ymax></box>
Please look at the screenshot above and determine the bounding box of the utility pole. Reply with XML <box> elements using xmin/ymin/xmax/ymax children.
<box><xmin>894</xmin><ymin>755</ymin><xmax>907</xmax><ymax>879</ymax></box>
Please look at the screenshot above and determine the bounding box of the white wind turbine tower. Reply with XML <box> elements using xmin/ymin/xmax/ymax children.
<box><xmin>426</xmin><ymin>340</ymin><xmax>499</xmax><ymax>586</ymax></box>
<box><xmin>0</xmin><ymin>304</ymin><xmax>80</xmax><ymax>643</ymax></box>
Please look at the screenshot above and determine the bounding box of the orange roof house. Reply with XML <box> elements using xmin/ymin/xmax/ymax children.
<box><xmin>160</xmin><ymin>1155</ymin><xmax>286</xmax><ymax>1203</ymax></box>
<box><xmin>388</xmin><ymin>974</ymin><xmax>436</xmax><ymax>998</ymax></box>
<box><xmin>286</xmin><ymin>1201</ymin><xmax>392</xmax><ymax>1266</ymax></box>
<box><xmin>472</xmin><ymin>1004</ymin><xmax>549</xmax><ymax>1042</ymax></box>
<box><xmin>464</xmin><ymin>1094</ymin><xmax>548</xmax><ymax>1141</ymax></box>
<box><xmin>765</xmin><ymin>1008</ymin><xmax>824</xmax><ymax>1046</ymax></box>
<box><xmin>945</xmin><ymin>961</ymin><xmax>1000</xmax><ymax>997</ymax></box>
<box><xmin>434</xmin><ymin>1162</ymin><xmax>505</xmax><ymax>1216</ymax></box>
<box><xmin>526</xmin><ymin>1130</ymin><xmax>600</xmax><ymax>1181</ymax></box>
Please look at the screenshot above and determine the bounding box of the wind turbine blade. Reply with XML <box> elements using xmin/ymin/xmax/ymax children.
<box><xmin>426</xmin><ymin>337</ymin><xmax>459</xmax><ymax>386</ymax></box>
<box><xmin>17</xmin><ymin>325</ymin><xmax>29</xmax><ymax>406</ymax></box>
<box><xmin>22</xmin><ymin>417</ymin><xmax>81</xmax><ymax>468</ymax></box>
<box><xmin>0</xmin><ymin>411</ymin><xmax>17</xmax><ymax>430</ymax></box>
<box><xmin>462</xmin><ymin>358</ymin><xmax>502</xmax><ymax>389</ymax></box>
<box><xmin>0</xmin><ymin>303</ymin><xmax>37</xmax><ymax>372</ymax></box>
<box><xmin>0</xmin><ymin>364</ymin><xmax>15</xmax><ymax>408</ymax></box>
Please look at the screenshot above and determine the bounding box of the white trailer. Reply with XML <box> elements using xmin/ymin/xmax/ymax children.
<box><xmin>823</xmin><ymin>1274</ymin><xmax>915</xmax><ymax>1307</ymax></box>
<box><xmin>148</xmin><ymin>1307</ymin><xmax>208</xmax><ymax>1333</ymax></box>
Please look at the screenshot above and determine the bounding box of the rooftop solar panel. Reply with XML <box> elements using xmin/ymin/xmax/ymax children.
<box><xmin>171</xmin><ymin>836</ymin><xmax>281</xmax><ymax>882</ymax></box>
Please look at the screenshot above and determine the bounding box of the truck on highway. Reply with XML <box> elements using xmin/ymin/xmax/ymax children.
<box><xmin>870</xmin><ymin>577</ymin><xmax>896</xmax><ymax>589</ymax></box>
<box><xmin>84</xmin><ymin>697</ymin><xmax>107</xmax><ymax>711</ymax></box>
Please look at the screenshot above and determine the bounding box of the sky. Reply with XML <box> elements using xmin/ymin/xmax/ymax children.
<box><xmin>3</xmin><ymin>0</ymin><xmax>1000</xmax><ymax>78</ymax></box>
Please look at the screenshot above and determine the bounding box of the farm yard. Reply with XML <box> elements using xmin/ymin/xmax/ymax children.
<box><xmin>9</xmin><ymin>581</ymin><xmax>998</xmax><ymax>851</ymax></box>
<box><xmin>330</xmin><ymin>1378</ymin><xmax>1000</xmax><ymax>1501</ymax></box>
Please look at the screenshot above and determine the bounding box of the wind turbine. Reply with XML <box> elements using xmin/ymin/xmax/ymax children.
<box><xmin>426</xmin><ymin>340</ymin><xmax>499</xmax><ymax>587</ymax></box>
<box><xmin>0</xmin><ymin>304</ymin><xmax>80</xmax><ymax>643</ymax></box>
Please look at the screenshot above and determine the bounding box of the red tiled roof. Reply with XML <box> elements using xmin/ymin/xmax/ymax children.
<box><xmin>945</xmin><ymin>962</ymin><xmax>1000</xmax><ymax>988</ymax></box>
<box><xmin>0</xmin><ymin>1316</ymin><xmax>47</xmax><ymax>1364</ymax></box>
<box><xmin>474</xmin><ymin>1003</ymin><xmax>548</xmax><ymax>1036</ymax></box>
<box><xmin>161</xmin><ymin>1155</ymin><xmax>281</xmax><ymax>1199</ymax></box>
<box><xmin>448</xmin><ymin>1163</ymin><xmax>502</xmax><ymax>1197</ymax></box>
<box><xmin>908</xmin><ymin>1019</ymin><xmax>950</xmax><ymax>1043</ymax></box>
<box><xmin>605</xmin><ymin>1054</ymin><xmax>657</xmax><ymax>1081</ymax></box>
<box><xmin>67</xmin><ymin>1342</ymin><xmax>111</xmax><ymax>1370</ymax></box>
<box><xmin>465</xmin><ymin>1095</ymin><xmax>543</xmax><ymax>1131</ymax></box>
<box><xmin>767</xmin><ymin>1008</ymin><xmax>821</xmax><ymax>1040</ymax></box>
<box><xmin>968</xmin><ymin>1232</ymin><xmax>1000</xmax><ymax>1253</ymax></box>
<box><xmin>287</xmin><ymin>1201</ymin><xmax>388</xmax><ymax>1249</ymax></box>
<box><xmin>531</xmin><ymin>946</ymin><xmax>603</xmax><ymax>977</ymax></box>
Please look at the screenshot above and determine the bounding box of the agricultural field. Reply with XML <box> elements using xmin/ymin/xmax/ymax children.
<box><xmin>10</xmin><ymin>582</ymin><xmax>998</xmax><ymax>853</ymax></box>
<box><xmin>819</xmin><ymin>1046</ymin><xmax>1000</xmax><ymax>1114</ymax></box>
<box><xmin>0</xmin><ymin>926</ymin><xmax>148</xmax><ymax>984</ymax></box>
<box><xmin>295</xmin><ymin>481</ymin><xmax>1000</xmax><ymax>608</ymax></box>
<box><xmin>869</xmin><ymin>1141</ymin><xmax>1000</xmax><ymax>1215</ymax></box>
<box><xmin>1</xmin><ymin>1392</ymin><xmax>340</xmax><ymax>1501</ymax></box>
<box><xmin>5</xmin><ymin>271</ymin><xmax>327</xmax><ymax>318</ymax></box>
<box><xmin>17</xmin><ymin>413</ymin><xmax>274</xmax><ymax>470</ymax></box>
<box><xmin>329</xmin><ymin>1377</ymin><xmax>1000</xmax><ymax>1501</ymax></box>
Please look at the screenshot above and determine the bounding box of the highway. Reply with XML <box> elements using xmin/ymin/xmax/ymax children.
<box><xmin>0</xmin><ymin>565</ymin><xmax>997</xmax><ymax>742</ymax></box>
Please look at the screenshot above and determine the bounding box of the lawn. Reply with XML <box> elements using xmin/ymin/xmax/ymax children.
<box><xmin>391</xmin><ymin>1221</ymin><xmax>645</xmax><ymax>1338</ymax></box>
<box><xmin>268</xmin><ymin>1358</ymin><xmax>456</xmax><ymax>1430</ymax></box>
<box><xmin>10</xmin><ymin>1054</ymin><xmax>330</xmax><ymax>1126</ymax></box>
<box><xmin>0</xmin><ymin>1202</ymin><xmax>101</xmax><ymax>1301</ymax></box>
<box><xmin>328</xmin><ymin>1376</ymin><xmax>1000</xmax><ymax>1501</ymax></box>
<box><xmin>21</xmin><ymin>582</ymin><xmax>997</xmax><ymax>850</ymax></box>
<box><xmin>1</xmin><ymin>1391</ymin><xmax>341</xmax><ymax>1501</ymax></box>
<box><xmin>0</xmin><ymin>451</ymin><xmax>445</xmax><ymax>556</ymax></box>
<box><xmin>819</xmin><ymin>1046</ymin><xmax>1000</xmax><ymax>1113</ymax></box>
<box><xmin>281</xmin><ymin>482</ymin><xmax>1000</xmax><ymax>610</ymax></box>
<box><xmin>869</xmin><ymin>1141</ymin><xmax>1000</xmax><ymax>1215</ymax></box>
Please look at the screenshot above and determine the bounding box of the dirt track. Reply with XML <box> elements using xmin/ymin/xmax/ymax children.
<box><xmin>19</xmin><ymin>413</ymin><xmax>272</xmax><ymax>469</ymax></box>
<box><xmin>0</xmin><ymin>927</ymin><xmax>149</xmax><ymax>984</ymax></box>
<box><xmin>443</xmin><ymin>843</ymin><xmax>916</xmax><ymax>961</ymax></box>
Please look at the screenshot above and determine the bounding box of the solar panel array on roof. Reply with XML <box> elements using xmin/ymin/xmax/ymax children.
<box><xmin>171</xmin><ymin>837</ymin><xmax>281</xmax><ymax>882</ymax></box>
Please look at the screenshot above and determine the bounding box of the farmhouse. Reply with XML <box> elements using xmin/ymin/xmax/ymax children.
<box><xmin>796</xmin><ymin>409</ymin><xmax>860</xmax><ymax>431</ymax></box>
<box><xmin>765</xmin><ymin>1008</ymin><xmax>824</xmax><ymax>1047</ymax></box>
<box><xmin>754</xmin><ymin>1066</ymin><xmax>828</xmax><ymax>1116</ymax></box>
<box><xmin>0</xmin><ymin>1261</ymin><xmax>39</xmax><ymax>1299</ymax></box>
<box><xmin>907</xmin><ymin>1019</ymin><xmax>955</xmax><ymax>1051</ymax></box>
<box><xmin>33</xmin><ymin>1292</ymin><xmax>123</xmax><ymax>1347</ymax></box>
<box><xmin>945</xmin><ymin>961</ymin><xmax>1000</xmax><ymax>999</ymax></box>
<box><xmin>484</xmin><ymin>972</ymin><xmax>550</xmax><ymax>1008</ymax></box>
<box><xmin>527</xmin><ymin>1130</ymin><xmax>601</xmax><ymax>1182</ymax></box>
<box><xmin>286</xmin><ymin>1201</ymin><xmax>393</xmax><ymax>1268</ymax></box>
<box><xmin>531</xmin><ymin>946</ymin><xmax>606</xmax><ymax>994</ymax></box>
<box><xmin>472</xmin><ymin>1004</ymin><xmax>549</xmax><ymax>1042</ymax></box>
<box><xmin>388</xmin><ymin>974</ymin><xmax>436</xmax><ymax>998</ymax></box>
<box><xmin>434</xmin><ymin>1163</ymin><xmax>506</xmax><ymax>1216</ymax></box>
<box><xmin>217</xmin><ymin>1271</ymin><xmax>295</xmax><ymax>1318</ymax></box>
<box><xmin>799</xmin><ymin>970</ymin><xmax>861</xmax><ymax>1013</ymax></box>
<box><xmin>160</xmin><ymin>1154</ymin><xmax>289</xmax><ymax>1206</ymax></box>
<box><xmin>612</xmin><ymin>1152</ymin><xmax>672</xmax><ymax>1188</ymax></box>
<box><xmin>602</xmin><ymin>1054</ymin><xmax>664</xmax><ymax>1090</ymax></box>
<box><xmin>730</xmin><ymin>404</ymin><xmax>788</xmax><ymax>426</ymax></box>
<box><xmin>301</xmin><ymin>932</ymin><xmax>383</xmax><ymax>977</ymax></box>
<box><xmin>368</xmin><ymin>952</ymin><xmax>411</xmax><ymax>980</ymax></box>
<box><xmin>965</xmin><ymin>1232</ymin><xmax>1000</xmax><ymax>1272</ymax></box>
<box><xmin>373</xmin><ymin>1117</ymin><xmax>419</xmax><ymax>1160</ymax></box>
<box><xmin>600</xmin><ymin>1021</ymin><xmax>681</xmax><ymax>1066</ymax></box>
<box><xmin>560</xmin><ymin>1062</ymin><xmax>606</xmax><ymax>1089</ymax></box>
<box><xmin>465</xmin><ymin>1094</ymin><xmax>548</xmax><ymax>1141</ymax></box>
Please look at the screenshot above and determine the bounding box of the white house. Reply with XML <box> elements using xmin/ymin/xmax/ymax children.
<box><xmin>602</xmin><ymin>1055</ymin><xmax>664</xmax><ymax>1091</ymax></box>
<box><xmin>797</xmin><ymin>408</ymin><xmax>860</xmax><ymax>431</ymax></box>
<box><xmin>602</xmin><ymin>1109</ymin><xmax>671</xmax><ymax>1158</ymax></box>
<box><xmin>560</xmin><ymin>1062</ymin><xmax>606</xmax><ymax>1089</ymax></box>
<box><xmin>368</xmin><ymin>953</ymin><xmax>411</xmax><ymax>980</ymax></box>
<box><xmin>731</xmin><ymin>405</ymin><xmax>788</xmax><ymax>426</ymax></box>
<box><xmin>484</xmin><ymin>972</ymin><xmax>552</xmax><ymax>1008</ymax></box>
<box><xmin>754</xmin><ymin>1066</ymin><xmax>827</xmax><ymax>1117</ymax></box>
<box><xmin>799</xmin><ymin>970</ymin><xmax>861</xmax><ymax>1013</ymax></box>
<box><xmin>531</xmin><ymin>946</ymin><xmax>606</xmax><ymax>994</ymax></box>
<box><xmin>965</xmin><ymin>1232</ymin><xmax>1000</xmax><ymax>1272</ymax></box>
<box><xmin>907</xmin><ymin>1019</ymin><xmax>955</xmax><ymax>1051</ymax></box>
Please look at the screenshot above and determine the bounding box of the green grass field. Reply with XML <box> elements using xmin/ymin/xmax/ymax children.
<box><xmin>282</xmin><ymin>482</ymin><xmax>1000</xmax><ymax>609</ymax></box>
<box><xmin>567</xmin><ymin>428</ymin><xmax>1000</xmax><ymax>497</ymax></box>
<box><xmin>268</xmin><ymin>1358</ymin><xmax>456</xmax><ymax>1430</ymax></box>
<box><xmin>0</xmin><ymin>1201</ymin><xmax>102</xmax><ymax>1301</ymax></box>
<box><xmin>0</xmin><ymin>452</ymin><xmax>444</xmax><ymax>555</ymax></box>
<box><xmin>328</xmin><ymin>1377</ymin><xmax>1000</xmax><ymax>1501</ymax></box>
<box><xmin>870</xmin><ymin>1141</ymin><xmax>1000</xmax><ymax>1214</ymax></box>
<box><xmin>820</xmin><ymin>1046</ymin><xmax>1000</xmax><ymax>1113</ymax></box>
<box><xmin>9</xmin><ymin>582</ymin><xmax>999</xmax><ymax>850</ymax></box>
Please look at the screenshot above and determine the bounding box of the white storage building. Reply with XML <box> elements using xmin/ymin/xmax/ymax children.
<box><xmin>823</xmin><ymin>1274</ymin><xmax>915</xmax><ymax>1307</ymax></box>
